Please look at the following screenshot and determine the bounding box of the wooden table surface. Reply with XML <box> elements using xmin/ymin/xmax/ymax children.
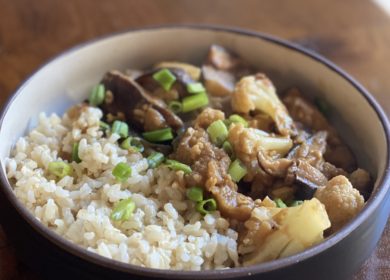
<box><xmin>0</xmin><ymin>0</ymin><xmax>389</xmax><ymax>279</ymax></box>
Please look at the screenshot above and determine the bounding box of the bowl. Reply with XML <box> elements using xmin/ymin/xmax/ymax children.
<box><xmin>0</xmin><ymin>25</ymin><xmax>389</xmax><ymax>280</ymax></box>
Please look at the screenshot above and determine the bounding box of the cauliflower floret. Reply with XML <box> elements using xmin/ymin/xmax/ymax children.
<box><xmin>231</xmin><ymin>74</ymin><xmax>295</xmax><ymax>136</ymax></box>
<box><xmin>315</xmin><ymin>175</ymin><xmax>364</xmax><ymax>232</ymax></box>
<box><xmin>240</xmin><ymin>198</ymin><xmax>330</xmax><ymax>265</ymax></box>
<box><xmin>194</xmin><ymin>108</ymin><xmax>225</xmax><ymax>129</ymax></box>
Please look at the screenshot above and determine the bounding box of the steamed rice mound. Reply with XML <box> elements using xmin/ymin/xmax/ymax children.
<box><xmin>5</xmin><ymin>106</ymin><xmax>239</xmax><ymax>270</ymax></box>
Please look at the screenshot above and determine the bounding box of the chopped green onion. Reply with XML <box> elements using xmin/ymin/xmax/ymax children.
<box><xmin>229</xmin><ymin>114</ymin><xmax>248</xmax><ymax>127</ymax></box>
<box><xmin>290</xmin><ymin>200</ymin><xmax>303</xmax><ymax>207</ymax></box>
<box><xmin>120</xmin><ymin>137</ymin><xmax>132</xmax><ymax>149</ymax></box>
<box><xmin>187</xmin><ymin>82</ymin><xmax>206</xmax><ymax>94</ymax></box>
<box><xmin>89</xmin><ymin>84</ymin><xmax>105</xmax><ymax>106</ymax></box>
<box><xmin>165</xmin><ymin>159</ymin><xmax>192</xmax><ymax>174</ymax></box>
<box><xmin>314</xmin><ymin>97</ymin><xmax>329</xmax><ymax>116</ymax></box>
<box><xmin>195</xmin><ymin>198</ymin><xmax>217</xmax><ymax>215</ymax></box>
<box><xmin>222</xmin><ymin>141</ymin><xmax>234</xmax><ymax>158</ymax></box>
<box><xmin>153</xmin><ymin>68</ymin><xmax>176</xmax><ymax>91</ymax></box>
<box><xmin>71</xmin><ymin>143</ymin><xmax>81</xmax><ymax>163</ymax></box>
<box><xmin>142</xmin><ymin>128</ymin><xmax>174</xmax><ymax>142</ymax></box>
<box><xmin>182</xmin><ymin>92</ymin><xmax>209</xmax><ymax>113</ymax></box>
<box><xmin>129</xmin><ymin>138</ymin><xmax>145</xmax><ymax>153</ymax></box>
<box><xmin>99</xmin><ymin>121</ymin><xmax>110</xmax><ymax>132</ymax></box>
<box><xmin>207</xmin><ymin>120</ymin><xmax>228</xmax><ymax>146</ymax></box>
<box><xmin>121</xmin><ymin>137</ymin><xmax>144</xmax><ymax>152</ymax></box>
<box><xmin>275</xmin><ymin>198</ymin><xmax>287</xmax><ymax>208</ymax></box>
<box><xmin>168</xmin><ymin>101</ymin><xmax>183</xmax><ymax>113</ymax></box>
<box><xmin>186</xmin><ymin>187</ymin><xmax>203</xmax><ymax>202</ymax></box>
<box><xmin>48</xmin><ymin>162</ymin><xmax>72</xmax><ymax>179</ymax></box>
<box><xmin>110</xmin><ymin>198</ymin><xmax>136</xmax><ymax>221</ymax></box>
<box><xmin>112</xmin><ymin>162</ymin><xmax>132</xmax><ymax>182</ymax></box>
<box><xmin>112</xmin><ymin>120</ymin><xmax>129</xmax><ymax>138</ymax></box>
<box><xmin>228</xmin><ymin>159</ymin><xmax>247</xmax><ymax>182</ymax></box>
<box><xmin>147</xmin><ymin>152</ymin><xmax>165</xmax><ymax>168</ymax></box>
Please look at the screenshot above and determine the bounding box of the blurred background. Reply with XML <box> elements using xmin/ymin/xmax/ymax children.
<box><xmin>0</xmin><ymin>0</ymin><xmax>389</xmax><ymax>279</ymax></box>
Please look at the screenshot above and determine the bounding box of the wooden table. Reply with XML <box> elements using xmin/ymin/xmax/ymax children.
<box><xmin>0</xmin><ymin>0</ymin><xmax>389</xmax><ymax>279</ymax></box>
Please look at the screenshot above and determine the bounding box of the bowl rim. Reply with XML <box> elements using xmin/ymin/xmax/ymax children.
<box><xmin>0</xmin><ymin>24</ymin><xmax>389</xmax><ymax>278</ymax></box>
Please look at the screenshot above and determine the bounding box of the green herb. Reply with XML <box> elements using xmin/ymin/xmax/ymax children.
<box><xmin>89</xmin><ymin>84</ymin><xmax>105</xmax><ymax>106</ymax></box>
<box><xmin>228</xmin><ymin>159</ymin><xmax>247</xmax><ymax>182</ymax></box>
<box><xmin>187</xmin><ymin>82</ymin><xmax>206</xmax><ymax>94</ymax></box>
<box><xmin>99</xmin><ymin>121</ymin><xmax>110</xmax><ymax>132</ymax></box>
<box><xmin>110</xmin><ymin>198</ymin><xmax>136</xmax><ymax>221</ymax></box>
<box><xmin>112</xmin><ymin>120</ymin><xmax>129</xmax><ymax>138</ymax></box>
<box><xmin>142</xmin><ymin>128</ymin><xmax>174</xmax><ymax>142</ymax></box>
<box><xmin>71</xmin><ymin>142</ymin><xmax>81</xmax><ymax>163</ymax></box>
<box><xmin>182</xmin><ymin>92</ymin><xmax>209</xmax><ymax>113</ymax></box>
<box><xmin>153</xmin><ymin>68</ymin><xmax>176</xmax><ymax>91</ymax></box>
<box><xmin>147</xmin><ymin>152</ymin><xmax>165</xmax><ymax>168</ymax></box>
<box><xmin>207</xmin><ymin>120</ymin><xmax>228</xmax><ymax>146</ymax></box>
<box><xmin>168</xmin><ymin>101</ymin><xmax>183</xmax><ymax>113</ymax></box>
<box><xmin>48</xmin><ymin>162</ymin><xmax>72</xmax><ymax>179</ymax></box>
<box><xmin>186</xmin><ymin>187</ymin><xmax>204</xmax><ymax>202</ymax></box>
<box><xmin>275</xmin><ymin>198</ymin><xmax>287</xmax><ymax>208</ymax></box>
<box><xmin>228</xmin><ymin>114</ymin><xmax>248</xmax><ymax>127</ymax></box>
<box><xmin>112</xmin><ymin>162</ymin><xmax>132</xmax><ymax>182</ymax></box>
<box><xmin>165</xmin><ymin>159</ymin><xmax>192</xmax><ymax>174</ymax></box>
<box><xmin>195</xmin><ymin>198</ymin><xmax>217</xmax><ymax>215</ymax></box>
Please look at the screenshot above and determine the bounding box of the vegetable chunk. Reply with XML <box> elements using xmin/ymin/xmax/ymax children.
<box><xmin>241</xmin><ymin>198</ymin><xmax>330</xmax><ymax>265</ymax></box>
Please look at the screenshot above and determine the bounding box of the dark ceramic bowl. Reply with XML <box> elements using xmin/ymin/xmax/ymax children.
<box><xmin>0</xmin><ymin>25</ymin><xmax>389</xmax><ymax>280</ymax></box>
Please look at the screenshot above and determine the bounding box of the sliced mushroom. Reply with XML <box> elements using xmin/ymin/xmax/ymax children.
<box><xmin>288</xmin><ymin>160</ymin><xmax>328</xmax><ymax>199</ymax></box>
<box><xmin>283</xmin><ymin>88</ymin><xmax>356</xmax><ymax>171</ymax></box>
<box><xmin>206</xmin><ymin>44</ymin><xmax>253</xmax><ymax>78</ymax></box>
<box><xmin>257</xmin><ymin>149</ymin><xmax>293</xmax><ymax>178</ymax></box>
<box><xmin>202</xmin><ymin>65</ymin><xmax>235</xmax><ymax>97</ymax></box>
<box><xmin>100</xmin><ymin>70</ymin><xmax>183</xmax><ymax>132</ymax></box>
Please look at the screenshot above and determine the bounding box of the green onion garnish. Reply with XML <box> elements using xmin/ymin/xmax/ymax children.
<box><xmin>290</xmin><ymin>200</ymin><xmax>303</xmax><ymax>207</ymax></box>
<box><xmin>165</xmin><ymin>159</ymin><xmax>192</xmax><ymax>174</ymax></box>
<box><xmin>48</xmin><ymin>162</ymin><xmax>72</xmax><ymax>179</ymax></box>
<box><xmin>121</xmin><ymin>137</ymin><xmax>144</xmax><ymax>153</ymax></box>
<box><xmin>111</xmin><ymin>120</ymin><xmax>129</xmax><ymax>138</ymax></box>
<box><xmin>187</xmin><ymin>82</ymin><xmax>206</xmax><ymax>94</ymax></box>
<box><xmin>182</xmin><ymin>92</ymin><xmax>209</xmax><ymax>113</ymax></box>
<box><xmin>112</xmin><ymin>162</ymin><xmax>132</xmax><ymax>182</ymax></box>
<box><xmin>186</xmin><ymin>187</ymin><xmax>203</xmax><ymax>202</ymax></box>
<box><xmin>275</xmin><ymin>198</ymin><xmax>287</xmax><ymax>208</ymax></box>
<box><xmin>207</xmin><ymin>120</ymin><xmax>228</xmax><ymax>147</ymax></box>
<box><xmin>99</xmin><ymin>121</ymin><xmax>110</xmax><ymax>132</ymax></box>
<box><xmin>142</xmin><ymin>128</ymin><xmax>174</xmax><ymax>142</ymax></box>
<box><xmin>228</xmin><ymin>159</ymin><xmax>247</xmax><ymax>182</ymax></box>
<box><xmin>314</xmin><ymin>97</ymin><xmax>329</xmax><ymax>116</ymax></box>
<box><xmin>71</xmin><ymin>143</ymin><xmax>81</xmax><ymax>163</ymax></box>
<box><xmin>89</xmin><ymin>84</ymin><xmax>105</xmax><ymax>106</ymax></box>
<box><xmin>222</xmin><ymin>141</ymin><xmax>234</xmax><ymax>158</ymax></box>
<box><xmin>130</xmin><ymin>138</ymin><xmax>144</xmax><ymax>153</ymax></box>
<box><xmin>153</xmin><ymin>68</ymin><xmax>176</xmax><ymax>91</ymax></box>
<box><xmin>110</xmin><ymin>198</ymin><xmax>136</xmax><ymax>221</ymax></box>
<box><xmin>168</xmin><ymin>101</ymin><xmax>183</xmax><ymax>113</ymax></box>
<box><xmin>147</xmin><ymin>152</ymin><xmax>165</xmax><ymax>168</ymax></box>
<box><xmin>229</xmin><ymin>114</ymin><xmax>248</xmax><ymax>127</ymax></box>
<box><xmin>120</xmin><ymin>137</ymin><xmax>132</xmax><ymax>150</ymax></box>
<box><xmin>195</xmin><ymin>198</ymin><xmax>217</xmax><ymax>215</ymax></box>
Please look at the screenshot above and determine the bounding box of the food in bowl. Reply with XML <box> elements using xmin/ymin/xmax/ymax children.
<box><xmin>5</xmin><ymin>45</ymin><xmax>371</xmax><ymax>270</ymax></box>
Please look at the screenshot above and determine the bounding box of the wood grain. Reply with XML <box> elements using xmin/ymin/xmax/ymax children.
<box><xmin>0</xmin><ymin>0</ymin><xmax>389</xmax><ymax>279</ymax></box>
